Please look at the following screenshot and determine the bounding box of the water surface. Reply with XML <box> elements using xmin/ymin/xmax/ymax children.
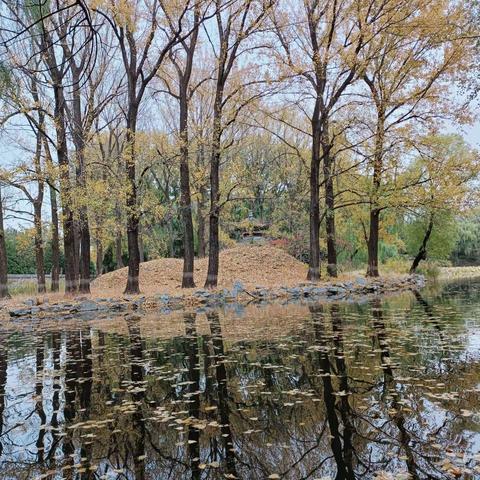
<box><xmin>1</xmin><ymin>280</ymin><xmax>480</xmax><ymax>479</ymax></box>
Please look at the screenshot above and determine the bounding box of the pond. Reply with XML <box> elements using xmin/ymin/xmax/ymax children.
<box><xmin>0</xmin><ymin>280</ymin><xmax>480</xmax><ymax>479</ymax></box>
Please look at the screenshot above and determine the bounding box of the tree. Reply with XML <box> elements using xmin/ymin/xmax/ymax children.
<box><xmin>0</xmin><ymin>185</ymin><xmax>9</xmax><ymax>298</ymax></box>
<box><xmin>158</xmin><ymin>3</ymin><xmax>201</xmax><ymax>287</ymax></box>
<box><xmin>97</xmin><ymin>0</ymin><xmax>202</xmax><ymax>294</ymax></box>
<box><xmin>271</xmin><ymin>0</ymin><xmax>373</xmax><ymax>279</ymax></box>
<box><xmin>405</xmin><ymin>135</ymin><xmax>479</xmax><ymax>272</ymax></box>
<box><xmin>204</xmin><ymin>0</ymin><xmax>274</xmax><ymax>288</ymax></box>
<box><xmin>358</xmin><ymin>0</ymin><xmax>473</xmax><ymax>276</ymax></box>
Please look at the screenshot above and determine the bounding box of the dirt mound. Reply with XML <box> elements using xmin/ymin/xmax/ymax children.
<box><xmin>92</xmin><ymin>245</ymin><xmax>308</xmax><ymax>296</ymax></box>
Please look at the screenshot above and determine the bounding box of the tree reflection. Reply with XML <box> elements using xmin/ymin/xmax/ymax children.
<box><xmin>370</xmin><ymin>298</ymin><xmax>444</xmax><ymax>479</ymax></box>
<box><xmin>48</xmin><ymin>332</ymin><xmax>62</xmax><ymax>465</ymax></box>
<box><xmin>207</xmin><ymin>311</ymin><xmax>238</xmax><ymax>478</ymax></box>
<box><xmin>0</xmin><ymin>334</ymin><xmax>6</xmax><ymax>458</ymax></box>
<box><xmin>310</xmin><ymin>305</ymin><xmax>355</xmax><ymax>480</ymax></box>
<box><xmin>34</xmin><ymin>336</ymin><xmax>46</xmax><ymax>462</ymax></box>
<box><xmin>184</xmin><ymin>313</ymin><xmax>201</xmax><ymax>480</ymax></box>
<box><xmin>126</xmin><ymin>314</ymin><xmax>146</xmax><ymax>480</ymax></box>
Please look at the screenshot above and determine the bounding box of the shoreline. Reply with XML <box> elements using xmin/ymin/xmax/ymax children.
<box><xmin>2</xmin><ymin>274</ymin><xmax>426</xmax><ymax>320</ymax></box>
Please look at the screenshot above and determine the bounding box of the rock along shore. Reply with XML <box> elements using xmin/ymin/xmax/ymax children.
<box><xmin>4</xmin><ymin>274</ymin><xmax>426</xmax><ymax>320</ymax></box>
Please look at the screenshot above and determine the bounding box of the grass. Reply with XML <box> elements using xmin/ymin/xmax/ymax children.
<box><xmin>7</xmin><ymin>279</ymin><xmax>66</xmax><ymax>297</ymax></box>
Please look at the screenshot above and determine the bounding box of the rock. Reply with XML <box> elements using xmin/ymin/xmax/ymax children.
<box><xmin>109</xmin><ymin>301</ymin><xmax>128</xmax><ymax>311</ymax></box>
<box><xmin>9</xmin><ymin>308</ymin><xmax>31</xmax><ymax>317</ymax></box>
<box><xmin>23</xmin><ymin>298</ymin><xmax>35</xmax><ymax>307</ymax></box>
<box><xmin>231</xmin><ymin>280</ymin><xmax>244</xmax><ymax>297</ymax></box>
<box><xmin>194</xmin><ymin>289</ymin><xmax>210</xmax><ymax>298</ymax></box>
<box><xmin>288</xmin><ymin>287</ymin><xmax>301</xmax><ymax>296</ymax></box>
<box><xmin>327</xmin><ymin>286</ymin><xmax>346</xmax><ymax>296</ymax></box>
<box><xmin>355</xmin><ymin>277</ymin><xmax>367</xmax><ymax>286</ymax></box>
<box><xmin>77</xmin><ymin>300</ymin><xmax>99</xmax><ymax>312</ymax></box>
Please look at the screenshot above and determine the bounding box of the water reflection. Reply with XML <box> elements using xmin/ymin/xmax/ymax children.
<box><xmin>0</xmin><ymin>280</ymin><xmax>480</xmax><ymax>479</ymax></box>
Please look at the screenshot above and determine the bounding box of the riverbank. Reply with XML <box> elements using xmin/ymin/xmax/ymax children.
<box><xmin>440</xmin><ymin>265</ymin><xmax>480</xmax><ymax>281</ymax></box>
<box><xmin>2</xmin><ymin>273</ymin><xmax>426</xmax><ymax>320</ymax></box>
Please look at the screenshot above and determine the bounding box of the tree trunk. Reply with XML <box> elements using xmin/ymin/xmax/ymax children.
<box><xmin>40</xmin><ymin>18</ymin><xmax>77</xmax><ymax>294</ymax></box>
<box><xmin>179</xmin><ymin>93</ymin><xmax>195</xmax><ymax>288</ymax></box>
<box><xmin>31</xmin><ymin>78</ymin><xmax>46</xmax><ymax>294</ymax></box>
<box><xmin>33</xmin><ymin>202</ymin><xmax>46</xmax><ymax>294</ymax></box>
<box><xmin>366</xmin><ymin>208</ymin><xmax>380</xmax><ymax>277</ymax></box>
<box><xmin>410</xmin><ymin>214</ymin><xmax>434</xmax><ymax>274</ymax></box>
<box><xmin>366</xmin><ymin>111</ymin><xmax>385</xmax><ymax>278</ymax></box>
<box><xmin>0</xmin><ymin>186</ymin><xmax>10</xmax><ymax>299</ymax></box>
<box><xmin>44</xmin><ymin>144</ymin><xmax>61</xmax><ymax>292</ymax></box>
<box><xmin>205</xmin><ymin>147</ymin><xmax>221</xmax><ymax>288</ymax></box>
<box><xmin>115</xmin><ymin>232</ymin><xmax>123</xmax><ymax>269</ymax></box>
<box><xmin>49</xmin><ymin>183</ymin><xmax>61</xmax><ymax>292</ymax></box>
<box><xmin>307</xmin><ymin>115</ymin><xmax>321</xmax><ymax>281</ymax></box>
<box><xmin>78</xmin><ymin>206</ymin><xmax>91</xmax><ymax>293</ymax></box>
<box><xmin>138</xmin><ymin>224</ymin><xmax>144</xmax><ymax>263</ymax></box>
<box><xmin>67</xmin><ymin>52</ymin><xmax>91</xmax><ymax>294</ymax></box>
<box><xmin>73</xmin><ymin>218</ymin><xmax>81</xmax><ymax>283</ymax></box>
<box><xmin>125</xmin><ymin>216</ymin><xmax>140</xmax><ymax>294</ymax></box>
<box><xmin>96</xmin><ymin>238</ymin><xmax>103</xmax><ymax>276</ymax></box>
<box><xmin>322</xmin><ymin>130</ymin><xmax>337</xmax><ymax>277</ymax></box>
<box><xmin>114</xmin><ymin>203</ymin><xmax>124</xmax><ymax>269</ymax></box>
<box><xmin>204</xmin><ymin>88</ymin><xmax>223</xmax><ymax>289</ymax></box>
<box><xmin>197</xmin><ymin>189</ymin><xmax>207</xmax><ymax>258</ymax></box>
<box><xmin>52</xmin><ymin>84</ymin><xmax>77</xmax><ymax>294</ymax></box>
<box><xmin>124</xmin><ymin>117</ymin><xmax>141</xmax><ymax>294</ymax></box>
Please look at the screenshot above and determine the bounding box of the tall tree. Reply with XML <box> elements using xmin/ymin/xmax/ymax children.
<box><xmin>205</xmin><ymin>0</ymin><xmax>274</xmax><ymax>288</ymax></box>
<box><xmin>360</xmin><ymin>0</ymin><xmax>472</xmax><ymax>276</ymax></box>
<box><xmin>98</xmin><ymin>0</ymin><xmax>201</xmax><ymax>294</ymax></box>
<box><xmin>271</xmin><ymin>0</ymin><xmax>369</xmax><ymax>279</ymax></box>
<box><xmin>159</xmin><ymin>4</ymin><xmax>201</xmax><ymax>287</ymax></box>
<box><xmin>0</xmin><ymin>185</ymin><xmax>10</xmax><ymax>299</ymax></box>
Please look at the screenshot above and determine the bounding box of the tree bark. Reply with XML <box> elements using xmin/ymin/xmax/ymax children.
<box><xmin>197</xmin><ymin>186</ymin><xmax>207</xmax><ymax>258</ymax></box>
<box><xmin>179</xmin><ymin>92</ymin><xmax>195</xmax><ymax>288</ymax></box>
<box><xmin>205</xmin><ymin>131</ymin><xmax>221</xmax><ymax>288</ymax></box>
<box><xmin>70</xmin><ymin>62</ymin><xmax>91</xmax><ymax>294</ymax></box>
<box><xmin>410</xmin><ymin>214</ymin><xmax>434</xmax><ymax>274</ymax></box>
<box><xmin>44</xmin><ymin>144</ymin><xmax>60</xmax><ymax>292</ymax></box>
<box><xmin>322</xmin><ymin>125</ymin><xmax>337</xmax><ymax>277</ymax></box>
<box><xmin>49</xmin><ymin>182</ymin><xmax>61</xmax><ymax>292</ymax></box>
<box><xmin>138</xmin><ymin>224</ymin><xmax>144</xmax><ymax>263</ymax></box>
<box><xmin>176</xmin><ymin>12</ymin><xmax>199</xmax><ymax>288</ymax></box>
<box><xmin>0</xmin><ymin>186</ymin><xmax>10</xmax><ymax>299</ymax></box>
<box><xmin>33</xmin><ymin>202</ymin><xmax>46</xmax><ymax>294</ymax></box>
<box><xmin>367</xmin><ymin>208</ymin><xmax>380</xmax><ymax>277</ymax></box>
<box><xmin>96</xmin><ymin>238</ymin><xmax>103</xmax><ymax>276</ymax></box>
<box><xmin>31</xmin><ymin>76</ymin><xmax>46</xmax><ymax>294</ymax></box>
<box><xmin>78</xmin><ymin>211</ymin><xmax>91</xmax><ymax>292</ymax></box>
<box><xmin>204</xmin><ymin>74</ymin><xmax>224</xmax><ymax>288</ymax></box>
<box><xmin>52</xmin><ymin>84</ymin><xmax>77</xmax><ymax>294</ymax></box>
<box><xmin>114</xmin><ymin>203</ymin><xmax>124</xmax><ymax>269</ymax></box>
<box><xmin>307</xmin><ymin>112</ymin><xmax>321</xmax><ymax>281</ymax></box>
<box><xmin>124</xmin><ymin>114</ymin><xmax>141</xmax><ymax>294</ymax></box>
<box><xmin>366</xmin><ymin>107</ymin><xmax>385</xmax><ymax>278</ymax></box>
